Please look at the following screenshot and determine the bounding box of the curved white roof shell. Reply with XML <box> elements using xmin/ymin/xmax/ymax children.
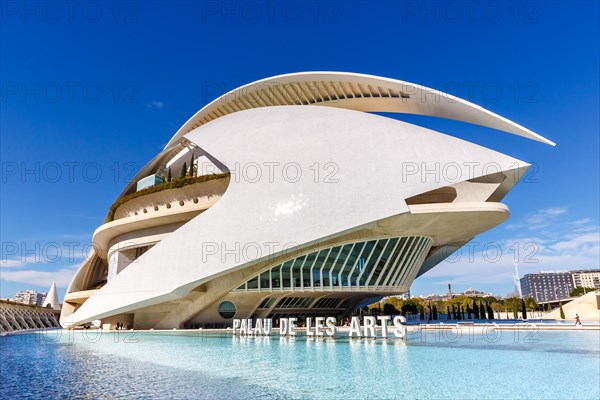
<box><xmin>167</xmin><ymin>71</ymin><xmax>554</xmax><ymax>147</ymax></box>
<box><xmin>116</xmin><ymin>72</ymin><xmax>553</xmax><ymax>200</ymax></box>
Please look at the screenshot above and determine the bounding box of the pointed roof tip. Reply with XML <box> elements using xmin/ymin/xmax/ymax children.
<box><xmin>42</xmin><ymin>281</ymin><xmax>61</xmax><ymax>310</ymax></box>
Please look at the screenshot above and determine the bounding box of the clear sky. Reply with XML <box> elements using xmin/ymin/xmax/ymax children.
<box><xmin>1</xmin><ymin>1</ymin><xmax>598</xmax><ymax>301</ymax></box>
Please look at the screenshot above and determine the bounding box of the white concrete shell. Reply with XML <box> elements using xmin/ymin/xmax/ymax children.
<box><xmin>61</xmin><ymin>73</ymin><xmax>553</xmax><ymax>329</ymax></box>
<box><xmin>168</xmin><ymin>71</ymin><xmax>554</xmax><ymax>147</ymax></box>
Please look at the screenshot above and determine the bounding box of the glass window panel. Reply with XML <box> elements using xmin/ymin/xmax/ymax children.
<box><xmin>281</xmin><ymin>260</ymin><xmax>293</xmax><ymax>289</ymax></box>
<box><xmin>341</xmin><ymin>242</ymin><xmax>365</xmax><ymax>286</ymax></box>
<box><xmin>247</xmin><ymin>276</ymin><xmax>258</xmax><ymax>290</ymax></box>
<box><xmin>369</xmin><ymin>237</ymin><xmax>399</xmax><ymax>286</ymax></box>
<box><xmin>359</xmin><ymin>239</ymin><xmax>390</xmax><ymax>286</ymax></box>
<box><xmin>313</xmin><ymin>298</ymin><xmax>326</xmax><ymax>308</ymax></box>
<box><xmin>351</xmin><ymin>240</ymin><xmax>376</xmax><ymax>286</ymax></box>
<box><xmin>260</xmin><ymin>271</ymin><xmax>270</xmax><ymax>290</ymax></box>
<box><xmin>274</xmin><ymin>297</ymin><xmax>314</xmax><ymax>309</ymax></box>
<box><xmin>277</xmin><ymin>297</ymin><xmax>290</xmax><ymax>308</ymax></box>
<box><xmin>381</xmin><ymin>237</ymin><xmax>409</xmax><ymax>287</ymax></box>
<box><xmin>302</xmin><ymin>252</ymin><xmax>317</xmax><ymax>288</ymax></box>
<box><xmin>392</xmin><ymin>237</ymin><xmax>419</xmax><ymax>287</ymax></box>
<box><xmin>357</xmin><ymin>239</ymin><xmax>386</xmax><ymax>286</ymax></box>
<box><xmin>271</xmin><ymin>264</ymin><xmax>281</xmax><ymax>289</ymax></box>
<box><xmin>312</xmin><ymin>249</ymin><xmax>330</xmax><ymax>288</ymax></box>
<box><xmin>258</xmin><ymin>297</ymin><xmax>276</xmax><ymax>308</ymax></box>
<box><xmin>298</xmin><ymin>298</ymin><xmax>312</xmax><ymax>308</ymax></box>
<box><xmin>321</xmin><ymin>246</ymin><xmax>341</xmax><ymax>288</ymax></box>
<box><xmin>331</xmin><ymin>244</ymin><xmax>353</xmax><ymax>288</ymax></box>
<box><xmin>292</xmin><ymin>256</ymin><xmax>305</xmax><ymax>288</ymax></box>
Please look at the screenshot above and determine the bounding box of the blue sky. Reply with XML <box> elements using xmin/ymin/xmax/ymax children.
<box><xmin>1</xmin><ymin>1</ymin><xmax>598</xmax><ymax>300</ymax></box>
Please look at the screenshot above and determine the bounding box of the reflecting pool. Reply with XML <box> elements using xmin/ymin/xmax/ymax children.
<box><xmin>1</xmin><ymin>328</ymin><xmax>599</xmax><ymax>399</ymax></box>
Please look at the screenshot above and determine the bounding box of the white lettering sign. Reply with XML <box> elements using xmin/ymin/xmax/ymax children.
<box><xmin>232</xmin><ymin>315</ymin><xmax>407</xmax><ymax>339</ymax></box>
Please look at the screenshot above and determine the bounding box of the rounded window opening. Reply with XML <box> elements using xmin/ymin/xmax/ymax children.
<box><xmin>166</xmin><ymin>203</ymin><xmax>171</xmax><ymax>209</ymax></box>
<box><xmin>218</xmin><ymin>301</ymin><xmax>236</xmax><ymax>319</ymax></box>
<box><xmin>154</xmin><ymin>205</ymin><xmax>159</xmax><ymax>211</ymax></box>
<box><xmin>193</xmin><ymin>198</ymin><xmax>199</xmax><ymax>204</ymax></box>
<box><xmin>143</xmin><ymin>208</ymin><xmax>147</xmax><ymax>213</ymax></box>
<box><xmin>179</xmin><ymin>200</ymin><xmax>184</xmax><ymax>206</ymax></box>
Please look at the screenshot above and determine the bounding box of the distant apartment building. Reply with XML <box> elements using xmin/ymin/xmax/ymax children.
<box><xmin>520</xmin><ymin>272</ymin><xmax>574</xmax><ymax>302</ymax></box>
<box><xmin>571</xmin><ymin>269</ymin><xmax>600</xmax><ymax>289</ymax></box>
<box><xmin>461</xmin><ymin>288</ymin><xmax>493</xmax><ymax>297</ymax></box>
<box><xmin>421</xmin><ymin>288</ymin><xmax>492</xmax><ymax>301</ymax></box>
<box><xmin>14</xmin><ymin>290</ymin><xmax>46</xmax><ymax>307</ymax></box>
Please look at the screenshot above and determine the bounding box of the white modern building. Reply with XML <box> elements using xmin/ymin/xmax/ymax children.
<box><xmin>42</xmin><ymin>282</ymin><xmax>61</xmax><ymax>310</ymax></box>
<box><xmin>15</xmin><ymin>290</ymin><xmax>46</xmax><ymax>307</ymax></box>
<box><xmin>521</xmin><ymin>269</ymin><xmax>600</xmax><ymax>302</ymax></box>
<box><xmin>571</xmin><ymin>269</ymin><xmax>600</xmax><ymax>289</ymax></box>
<box><xmin>60</xmin><ymin>72</ymin><xmax>554</xmax><ymax>329</ymax></box>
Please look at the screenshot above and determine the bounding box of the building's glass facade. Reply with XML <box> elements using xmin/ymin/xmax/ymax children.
<box><xmin>234</xmin><ymin>236</ymin><xmax>433</xmax><ymax>293</ymax></box>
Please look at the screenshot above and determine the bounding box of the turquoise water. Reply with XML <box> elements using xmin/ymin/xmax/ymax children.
<box><xmin>1</xmin><ymin>328</ymin><xmax>599</xmax><ymax>399</ymax></box>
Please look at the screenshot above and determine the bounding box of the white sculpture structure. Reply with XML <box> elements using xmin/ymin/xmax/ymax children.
<box><xmin>60</xmin><ymin>72</ymin><xmax>554</xmax><ymax>329</ymax></box>
<box><xmin>42</xmin><ymin>281</ymin><xmax>60</xmax><ymax>310</ymax></box>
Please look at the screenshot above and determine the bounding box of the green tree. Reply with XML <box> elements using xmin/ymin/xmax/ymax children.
<box><xmin>547</xmin><ymin>303</ymin><xmax>552</xmax><ymax>312</ymax></box>
<box><xmin>167</xmin><ymin>167</ymin><xmax>172</xmax><ymax>182</ymax></box>
<box><xmin>503</xmin><ymin>297</ymin><xmax>521</xmax><ymax>319</ymax></box>
<box><xmin>473</xmin><ymin>299</ymin><xmax>479</xmax><ymax>319</ymax></box>
<box><xmin>559</xmin><ymin>301</ymin><xmax>565</xmax><ymax>319</ymax></box>
<box><xmin>525</xmin><ymin>297</ymin><xmax>538</xmax><ymax>313</ymax></box>
<box><xmin>400</xmin><ymin>299</ymin><xmax>419</xmax><ymax>317</ymax></box>
<box><xmin>383</xmin><ymin>303</ymin><xmax>398</xmax><ymax>315</ymax></box>
<box><xmin>179</xmin><ymin>162</ymin><xmax>187</xmax><ymax>179</ymax></box>
<box><xmin>189</xmin><ymin>155</ymin><xmax>195</xmax><ymax>177</ymax></box>
<box><xmin>491</xmin><ymin>302</ymin><xmax>503</xmax><ymax>319</ymax></box>
<box><xmin>447</xmin><ymin>306</ymin><xmax>451</xmax><ymax>320</ymax></box>
<box><xmin>485</xmin><ymin>302</ymin><xmax>491</xmax><ymax>319</ymax></box>
<box><xmin>521</xmin><ymin>299</ymin><xmax>527</xmax><ymax>319</ymax></box>
<box><xmin>479</xmin><ymin>302</ymin><xmax>486</xmax><ymax>320</ymax></box>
